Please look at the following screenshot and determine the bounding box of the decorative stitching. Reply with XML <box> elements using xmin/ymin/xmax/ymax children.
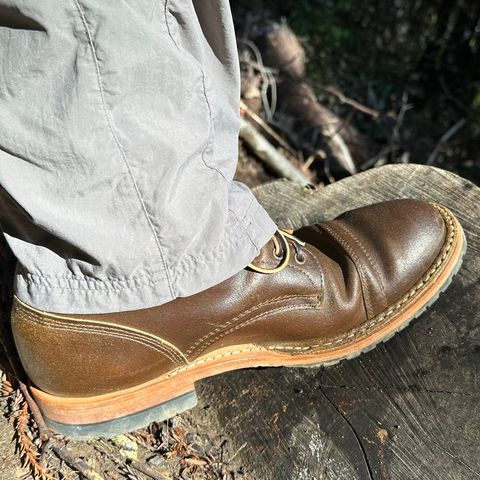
<box><xmin>163</xmin><ymin>0</ymin><xmax>226</xmax><ymax>181</ymax></box>
<box><xmin>186</xmin><ymin>293</ymin><xmax>317</xmax><ymax>357</ymax></box>
<box><xmin>14</xmin><ymin>307</ymin><xmax>184</xmax><ymax>365</ymax></box>
<box><xmin>73</xmin><ymin>0</ymin><xmax>174</xmax><ymax>298</ymax></box>
<box><xmin>305</xmin><ymin>245</ymin><xmax>325</xmax><ymax>304</ymax></box>
<box><xmin>288</xmin><ymin>265</ymin><xmax>317</xmax><ymax>292</ymax></box>
<box><xmin>14</xmin><ymin>308</ymin><xmax>182</xmax><ymax>366</ymax></box>
<box><xmin>335</xmin><ymin>220</ymin><xmax>388</xmax><ymax>311</ymax></box>
<box><xmin>167</xmin><ymin>346</ymin><xmax>264</xmax><ymax>377</ymax></box>
<box><xmin>320</xmin><ymin>223</ymin><xmax>375</xmax><ymax>318</ymax></box>
<box><xmin>197</xmin><ymin>304</ymin><xmax>318</xmax><ymax>356</ymax></box>
<box><xmin>13</xmin><ymin>298</ymin><xmax>188</xmax><ymax>364</ymax></box>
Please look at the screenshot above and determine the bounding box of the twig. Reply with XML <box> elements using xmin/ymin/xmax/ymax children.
<box><xmin>321</xmin><ymin>85</ymin><xmax>381</xmax><ymax>118</ymax></box>
<box><xmin>227</xmin><ymin>441</ymin><xmax>247</xmax><ymax>464</ymax></box>
<box><xmin>240</xmin><ymin>100</ymin><xmax>297</xmax><ymax>156</ymax></box>
<box><xmin>94</xmin><ymin>440</ymin><xmax>169</xmax><ymax>480</ymax></box>
<box><xmin>17</xmin><ymin>379</ymin><xmax>51</xmax><ymax>441</ymax></box>
<box><xmin>359</xmin><ymin>145</ymin><xmax>396</xmax><ymax>171</ymax></box>
<box><xmin>0</xmin><ymin>302</ymin><xmax>51</xmax><ymax>443</ymax></box>
<box><xmin>427</xmin><ymin>118</ymin><xmax>467</xmax><ymax>165</ymax></box>
<box><xmin>239</xmin><ymin>118</ymin><xmax>311</xmax><ymax>185</ymax></box>
<box><xmin>128</xmin><ymin>460</ymin><xmax>170</xmax><ymax>480</ymax></box>
<box><xmin>323</xmin><ymin>157</ymin><xmax>336</xmax><ymax>184</ymax></box>
<box><xmin>392</xmin><ymin>96</ymin><xmax>413</xmax><ymax>143</ymax></box>
<box><xmin>329</xmin><ymin>108</ymin><xmax>356</xmax><ymax>138</ymax></box>
<box><xmin>39</xmin><ymin>438</ymin><xmax>52</xmax><ymax>471</ymax></box>
<box><xmin>302</xmin><ymin>154</ymin><xmax>317</xmax><ymax>172</ymax></box>
<box><xmin>52</xmin><ymin>439</ymin><xmax>105</xmax><ymax>480</ymax></box>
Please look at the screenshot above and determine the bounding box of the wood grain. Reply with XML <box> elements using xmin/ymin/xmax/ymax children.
<box><xmin>190</xmin><ymin>164</ymin><xmax>480</xmax><ymax>480</ymax></box>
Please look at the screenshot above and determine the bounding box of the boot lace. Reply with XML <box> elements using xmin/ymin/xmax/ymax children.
<box><xmin>248</xmin><ymin>229</ymin><xmax>306</xmax><ymax>274</ymax></box>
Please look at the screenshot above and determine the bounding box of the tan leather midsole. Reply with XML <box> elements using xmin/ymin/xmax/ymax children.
<box><xmin>31</xmin><ymin>210</ymin><xmax>464</xmax><ymax>426</ymax></box>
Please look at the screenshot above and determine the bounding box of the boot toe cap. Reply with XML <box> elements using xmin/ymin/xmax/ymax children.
<box><xmin>333</xmin><ymin>199</ymin><xmax>448</xmax><ymax>312</ymax></box>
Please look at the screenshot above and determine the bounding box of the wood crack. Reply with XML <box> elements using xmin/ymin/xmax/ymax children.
<box><xmin>318</xmin><ymin>384</ymin><xmax>375</xmax><ymax>480</ymax></box>
<box><xmin>317</xmin><ymin>383</ymin><xmax>477</xmax><ymax>397</ymax></box>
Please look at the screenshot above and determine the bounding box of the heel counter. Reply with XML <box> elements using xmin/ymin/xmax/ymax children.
<box><xmin>11</xmin><ymin>298</ymin><xmax>184</xmax><ymax>397</ymax></box>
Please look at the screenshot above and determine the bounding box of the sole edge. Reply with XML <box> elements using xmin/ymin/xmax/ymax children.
<box><xmin>45</xmin><ymin>390</ymin><xmax>197</xmax><ymax>439</ymax></box>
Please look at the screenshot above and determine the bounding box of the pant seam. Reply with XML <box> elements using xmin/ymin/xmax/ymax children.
<box><xmin>21</xmin><ymin>272</ymin><xmax>165</xmax><ymax>282</ymax></box>
<box><xmin>163</xmin><ymin>0</ymin><xmax>227</xmax><ymax>181</ymax></box>
<box><xmin>18</xmin><ymin>276</ymin><xmax>167</xmax><ymax>291</ymax></box>
<box><xmin>73</xmin><ymin>0</ymin><xmax>174</xmax><ymax>299</ymax></box>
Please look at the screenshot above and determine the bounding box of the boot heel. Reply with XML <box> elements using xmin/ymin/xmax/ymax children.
<box><xmin>43</xmin><ymin>390</ymin><xmax>198</xmax><ymax>439</ymax></box>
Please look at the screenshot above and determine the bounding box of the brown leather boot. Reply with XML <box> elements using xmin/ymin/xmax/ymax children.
<box><xmin>11</xmin><ymin>200</ymin><xmax>465</xmax><ymax>438</ymax></box>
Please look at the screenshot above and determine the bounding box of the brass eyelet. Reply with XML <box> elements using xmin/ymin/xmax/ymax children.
<box><xmin>295</xmin><ymin>253</ymin><xmax>306</xmax><ymax>264</ymax></box>
<box><xmin>248</xmin><ymin>231</ymin><xmax>290</xmax><ymax>274</ymax></box>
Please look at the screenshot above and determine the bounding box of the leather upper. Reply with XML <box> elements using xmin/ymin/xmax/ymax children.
<box><xmin>11</xmin><ymin>199</ymin><xmax>448</xmax><ymax>397</ymax></box>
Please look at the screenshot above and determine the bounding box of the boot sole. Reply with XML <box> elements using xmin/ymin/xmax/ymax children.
<box><xmin>31</xmin><ymin>205</ymin><xmax>466</xmax><ymax>438</ymax></box>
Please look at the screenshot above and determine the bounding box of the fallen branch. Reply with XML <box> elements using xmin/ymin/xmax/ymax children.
<box><xmin>240</xmin><ymin>100</ymin><xmax>297</xmax><ymax>156</ymax></box>
<box><xmin>275</xmin><ymin>81</ymin><xmax>365</xmax><ymax>174</ymax></box>
<box><xmin>52</xmin><ymin>440</ymin><xmax>105</xmax><ymax>480</ymax></box>
<box><xmin>239</xmin><ymin>118</ymin><xmax>311</xmax><ymax>185</ymax></box>
<box><xmin>321</xmin><ymin>85</ymin><xmax>381</xmax><ymax>118</ymax></box>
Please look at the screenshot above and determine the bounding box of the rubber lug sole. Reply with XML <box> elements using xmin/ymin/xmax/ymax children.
<box><xmin>44</xmin><ymin>391</ymin><xmax>197</xmax><ymax>439</ymax></box>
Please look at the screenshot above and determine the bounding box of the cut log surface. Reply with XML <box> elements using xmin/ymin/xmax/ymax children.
<box><xmin>190</xmin><ymin>164</ymin><xmax>480</xmax><ymax>480</ymax></box>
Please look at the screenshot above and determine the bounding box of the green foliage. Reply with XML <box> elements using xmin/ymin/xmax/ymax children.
<box><xmin>472</xmin><ymin>90</ymin><xmax>480</xmax><ymax>115</ymax></box>
<box><xmin>290</xmin><ymin>0</ymin><xmax>359</xmax><ymax>50</ymax></box>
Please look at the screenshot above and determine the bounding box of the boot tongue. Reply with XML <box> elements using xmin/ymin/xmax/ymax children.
<box><xmin>249</xmin><ymin>234</ymin><xmax>284</xmax><ymax>271</ymax></box>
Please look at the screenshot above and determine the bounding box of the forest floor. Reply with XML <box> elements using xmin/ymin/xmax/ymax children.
<box><xmin>232</xmin><ymin>0</ymin><xmax>480</xmax><ymax>187</ymax></box>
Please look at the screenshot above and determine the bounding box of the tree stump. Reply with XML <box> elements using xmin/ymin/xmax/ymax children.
<box><xmin>190</xmin><ymin>164</ymin><xmax>480</xmax><ymax>480</ymax></box>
